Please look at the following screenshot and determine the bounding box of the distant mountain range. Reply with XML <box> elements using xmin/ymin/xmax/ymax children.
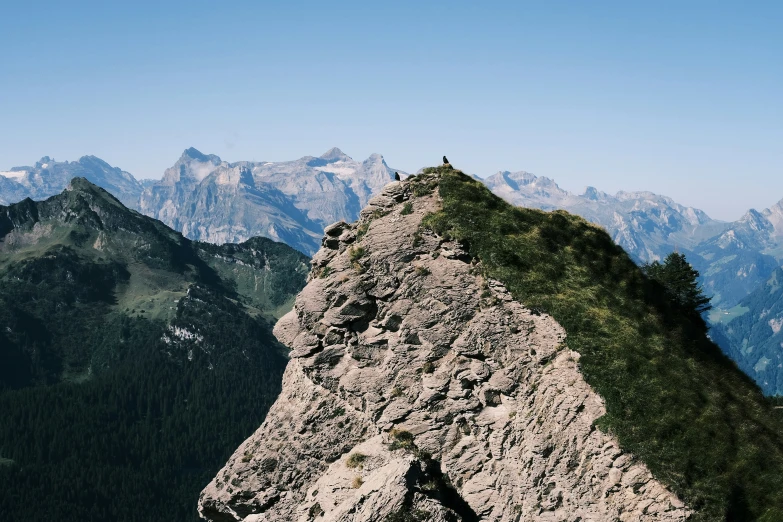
<box><xmin>1</xmin><ymin>148</ymin><xmax>404</xmax><ymax>256</ymax></box>
<box><xmin>3</xmin><ymin>150</ymin><xmax>782</xmax><ymax>303</ymax></box>
<box><xmin>0</xmin><ymin>155</ymin><xmax>144</xmax><ymax>208</ymax></box>
<box><xmin>3</xmin><ymin>149</ymin><xmax>783</xmax><ymax>392</ymax></box>
<box><xmin>485</xmin><ymin>170</ymin><xmax>783</xmax><ymax>310</ymax></box>
<box><xmin>137</xmin><ymin>147</ymin><xmax>405</xmax><ymax>255</ymax></box>
<box><xmin>484</xmin><ymin>170</ymin><xmax>727</xmax><ymax>262</ymax></box>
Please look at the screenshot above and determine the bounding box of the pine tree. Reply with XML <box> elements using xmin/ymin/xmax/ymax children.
<box><xmin>643</xmin><ymin>252</ymin><xmax>712</xmax><ymax>317</ymax></box>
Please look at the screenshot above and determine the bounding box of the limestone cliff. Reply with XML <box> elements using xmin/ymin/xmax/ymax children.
<box><xmin>198</xmin><ymin>172</ymin><xmax>690</xmax><ymax>521</ymax></box>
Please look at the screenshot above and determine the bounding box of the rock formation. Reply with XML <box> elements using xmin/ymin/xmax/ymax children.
<box><xmin>198</xmin><ymin>172</ymin><xmax>690</xmax><ymax>521</ymax></box>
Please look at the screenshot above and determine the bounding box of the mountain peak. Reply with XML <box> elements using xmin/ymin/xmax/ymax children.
<box><xmin>181</xmin><ymin>147</ymin><xmax>212</xmax><ymax>162</ymax></box>
<box><xmin>738</xmin><ymin>207</ymin><xmax>774</xmax><ymax>233</ymax></box>
<box><xmin>766</xmin><ymin>197</ymin><xmax>783</xmax><ymax>217</ymax></box>
<box><xmin>66</xmin><ymin>176</ymin><xmax>96</xmax><ymax>191</ymax></box>
<box><xmin>363</xmin><ymin>152</ymin><xmax>386</xmax><ymax>166</ymax></box>
<box><xmin>200</xmin><ymin>167</ymin><xmax>704</xmax><ymax>521</ymax></box>
<box><xmin>741</xmin><ymin>208</ymin><xmax>763</xmax><ymax>220</ymax></box>
<box><xmin>62</xmin><ymin>176</ymin><xmax>127</xmax><ymax>213</ymax></box>
<box><xmin>319</xmin><ymin>147</ymin><xmax>352</xmax><ymax>162</ymax></box>
<box><xmin>77</xmin><ymin>155</ymin><xmax>112</xmax><ymax>169</ymax></box>
<box><xmin>581</xmin><ymin>186</ymin><xmax>608</xmax><ymax>201</ymax></box>
<box><xmin>485</xmin><ymin>170</ymin><xmax>567</xmax><ymax>198</ymax></box>
<box><xmin>739</xmin><ymin>208</ymin><xmax>767</xmax><ymax>225</ymax></box>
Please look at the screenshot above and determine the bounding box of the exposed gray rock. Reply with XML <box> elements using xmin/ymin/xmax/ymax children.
<box><xmin>199</xmin><ymin>173</ymin><xmax>690</xmax><ymax>521</ymax></box>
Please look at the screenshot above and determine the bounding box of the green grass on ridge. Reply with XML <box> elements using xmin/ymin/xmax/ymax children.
<box><xmin>418</xmin><ymin>167</ymin><xmax>783</xmax><ymax>522</ymax></box>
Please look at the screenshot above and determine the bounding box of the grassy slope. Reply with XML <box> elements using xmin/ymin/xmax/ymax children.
<box><xmin>418</xmin><ymin>167</ymin><xmax>783</xmax><ymax>522</ymax></box>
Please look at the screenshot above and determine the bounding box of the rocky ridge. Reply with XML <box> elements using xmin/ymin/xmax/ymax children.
<box><xmin>198</xmin><ymin>172</ymin><xmax>689</xmax><ymax>521</ymax></box>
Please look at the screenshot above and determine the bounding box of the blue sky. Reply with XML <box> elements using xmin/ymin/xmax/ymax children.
<box><xmin>1</xmin><ymin>1</ymin><xmax>781</xmax><ymax>220</ymax></box>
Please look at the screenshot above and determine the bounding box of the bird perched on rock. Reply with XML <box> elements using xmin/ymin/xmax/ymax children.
<box><xmin>443</xmin><ymin>155</ymin><xmax>449</xmax><ymax>164</ymax></box>
<box><xmin>394</xmin><ymin>172</ymin><xmax>401</xmax><ymax>181</ymax></box>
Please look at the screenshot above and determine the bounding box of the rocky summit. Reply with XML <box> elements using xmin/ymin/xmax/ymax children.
<box><xmin>198</xmin><ymin>171</ymin><xmax>691</xmax><ymax>521</ymax></box>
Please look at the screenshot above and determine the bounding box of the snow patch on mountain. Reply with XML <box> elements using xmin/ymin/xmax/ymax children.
<box><xmin>0</xmin><ymin>170</ymin><xmax>26</xmax><ymax>181</ymax></box>
<box><xmin>313</xmin><ymin>163</ymin><xmax>358</xmax><ymax>176</ymax></box>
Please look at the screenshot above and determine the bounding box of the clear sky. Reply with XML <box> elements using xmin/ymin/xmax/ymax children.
<box><xmin>1</xmin><ymin>1</ymin><xmax>781</xmax><ymax>220</ymax></box>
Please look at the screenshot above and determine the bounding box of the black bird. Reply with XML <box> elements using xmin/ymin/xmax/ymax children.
<box><xmin>443</xmin><ymin>155</ymin><xmax>449</xmax><ymax>164</ymax></box>
<box><xmin>394</xmin><ymin>172</ymin><xmax>401</xmax><ymax>181</ymax></box>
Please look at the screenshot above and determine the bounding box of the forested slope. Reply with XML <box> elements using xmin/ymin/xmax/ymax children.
<box><xmin>0</xmin><ymin>179</ymin><xmax>309</xmax><ymax>521</ymax></box>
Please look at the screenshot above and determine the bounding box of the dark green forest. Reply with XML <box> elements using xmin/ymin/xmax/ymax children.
<box><xmin>0</xmin><ymin>339</ymin><xmax>285</xmax><ymax>521</ymax></box>
<box><xmin>0</xmin><ymin>254</ymin><xmax>293</xmax><ymax>521</ymax></box>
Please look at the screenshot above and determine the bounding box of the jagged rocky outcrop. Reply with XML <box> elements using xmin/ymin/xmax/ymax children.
<box><xmin>199</xmin><ymin>173</ymin><xmax>689</xmax><ymax>521</ymax></box>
